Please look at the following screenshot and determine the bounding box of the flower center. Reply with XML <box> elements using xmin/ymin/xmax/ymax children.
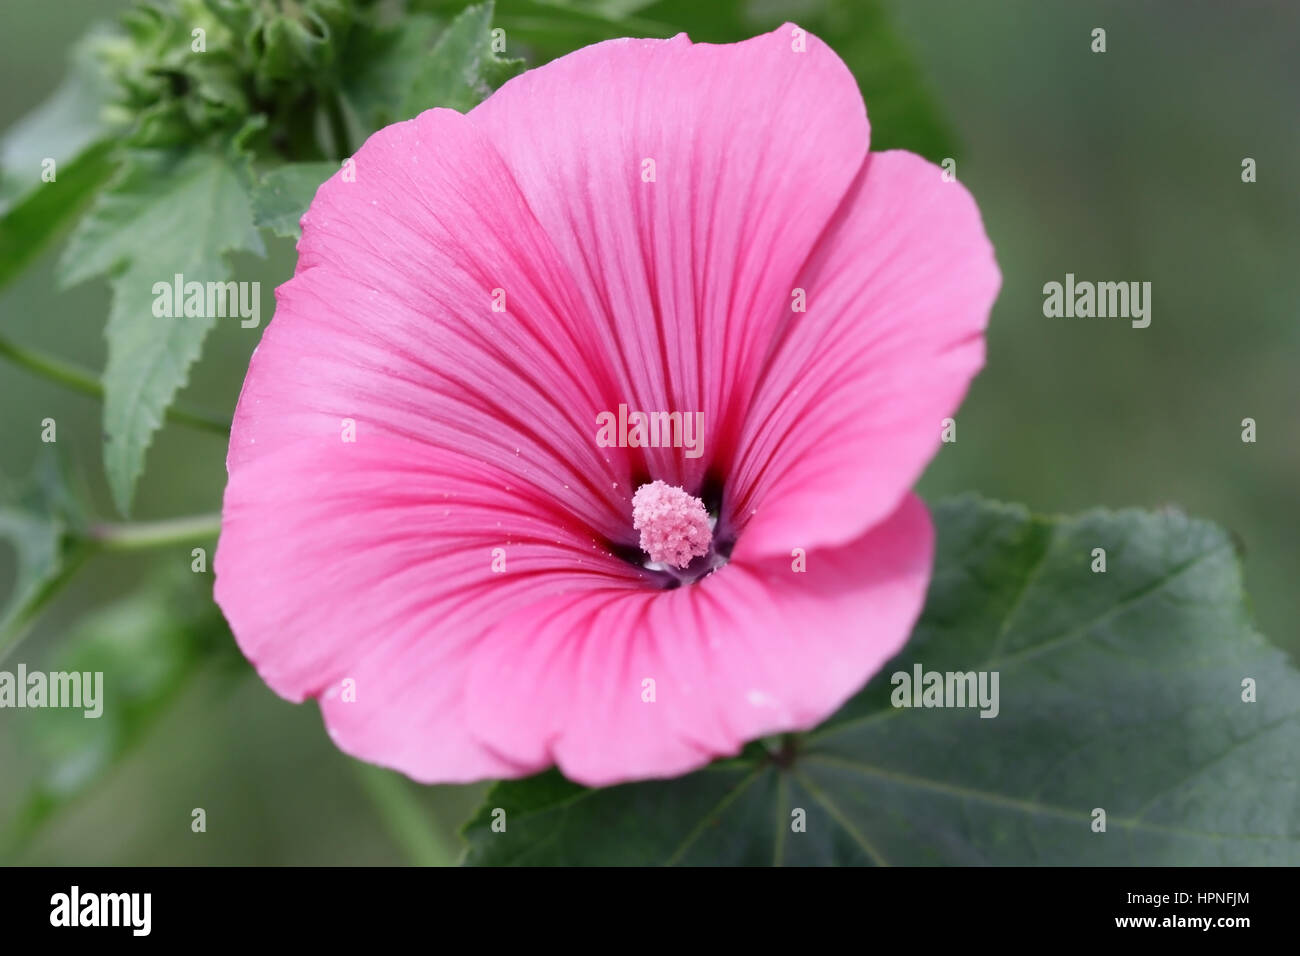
<box><xmin>631</xmin><ymin>480</ymin><xmax>714</xmax><ymax>567</ymax></box>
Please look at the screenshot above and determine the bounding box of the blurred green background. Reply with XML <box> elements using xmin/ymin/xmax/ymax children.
<box><xmin>0</xmin><ymin>0</ymin><xmax>1295</xmax><ymax>864</ymax></box>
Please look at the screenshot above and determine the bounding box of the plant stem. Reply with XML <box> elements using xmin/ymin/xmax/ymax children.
<box><xmin>351</xmin><ymin>763</ymin><xmax>456</xmax><ymax>866</ymax></box>
<box><xmin>90</xmin><ymin>512</ymin><xmax>223</xmax><ymax>550</ymax></box>
<box><xmin>0</xmin><ymin>515</ymin><xmax>220</xmax><ymax>664</ymax></box>
<box><xmin>0</xmin><ymin>334</ymin><xmax>230</xmax><ymax>435</ymax></box>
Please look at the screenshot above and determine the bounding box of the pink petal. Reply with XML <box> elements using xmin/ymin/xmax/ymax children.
<box><xmin>464</xmin><ymin>494</ymin><xmax>932</xmax><ymax>787</ymax></box>
<box><xmin>228</xmin><ymin>106</ymin><xmax>640</xmax><ymax>548</ymax></box>
<box><xmin>217</xmin><ymin>106</ymin><xmax>668</xmax><ymax>779</ymax></box>
<box><xmin>216</xmin><ymin>438</ymin><xmax>648</xmax><ymax>782</ymax></box>
<box><xmin>469</xmin><ymin>25</ymin><xmax>870</xmax><ymax>490</ymax></box>
<box><xmin>728</xmin><ymin>151</ymin><xmax>1001</xmax><ymax>560</ymax></box>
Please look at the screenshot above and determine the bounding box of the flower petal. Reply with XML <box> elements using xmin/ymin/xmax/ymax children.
<box><xmin>728</xmin><ymin>151</ymin><xmax>1001</xmax><ymax>560</ymax></box>
<box><xmin>468</xmin><ymin>24</ymin><xmax>870</xmax><ymax>490</ymax></box>
<box><xmin>229</xmin><ymin>105</ymin><xmax>640</xmax><ymax>547</ymax></box>
<box><xmin>464</xmin><ymin>494</ymin><xmax>933</xmax><ymax>787</ymax></box>
<box><xmin>215</xmin><ymin>438</ymin><xmax>647</xmax><ymax>782</ymax></box>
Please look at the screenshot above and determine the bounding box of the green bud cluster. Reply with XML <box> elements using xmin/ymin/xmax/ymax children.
<box><xmin>94</xmin><ymin>0</ymin><xmax>382</xmax><ymax>157</ymax></box>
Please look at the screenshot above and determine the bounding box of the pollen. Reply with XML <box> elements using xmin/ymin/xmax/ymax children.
<box><xmin>632</xmin><ymin>480</ymin><xmax>712</xmax><ymax>569</ymax></box>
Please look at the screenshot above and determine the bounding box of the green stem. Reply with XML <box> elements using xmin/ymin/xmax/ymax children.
<box><xmin>0</xmin><ymin>334</ymin><xmax>230</xmax><ymax>436</ymax></box>
<box><xmin>90</xmin><ymin>512</ymin><xmax>222</xmax><ymax>551</ymax></box>
<box><xmin>0</xmin><ymin>515</ymin><xmax>220</xmax><ymax>665</ymax></box>
<box><xmin>352</xmin><ymin>763</ymin><xmax>456</xmax><ymax>866</ymax></box>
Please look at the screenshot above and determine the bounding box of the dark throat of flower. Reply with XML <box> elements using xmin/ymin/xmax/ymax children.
<box><xmin>628</xmin><ymin>474</ymin><xmax>734</xmax><ymax>589</ymax></box>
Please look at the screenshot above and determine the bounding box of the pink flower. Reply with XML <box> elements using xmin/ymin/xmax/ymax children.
<box><xmin>214</xmin><ymin>24</ymin><xmax>1000</xmax><ymax>787</ymax></box>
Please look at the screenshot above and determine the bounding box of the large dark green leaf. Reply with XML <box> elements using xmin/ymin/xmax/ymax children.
<box><xmin>462</xmin><ymin>497</ymin><xmax>1299</xmax><ymax>865</ymax></box>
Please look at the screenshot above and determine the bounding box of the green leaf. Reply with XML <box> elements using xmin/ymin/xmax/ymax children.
<box><xmin>416</xmin><ymin>0</ymin><xmax>671</xmax><ymax>58</ymax></box>
<box><xmin>339</xmin><ymin>14</ymin><xmax>445</xmax><ymax>131</ymax></box>
<box><xmin>0</xmin><ymin>29</ymin><xmax>118</xmax><ymax>214</ymax></box>
<box><xmin>0</xmin><ymin>140</ymin><xmax>117</xmax><ymax>292</ymax></box>
<box><xmin>0</xmin><ymin>453</ymin><xmax>89</xmax><ymax>660</ymax></box>
<box><xmin>461</xmin><ymin>496</ymin><xmax>1300</xmax><ymax>865</ymax></box>
<box><xmin>811</xmin><ymin>0</ymin><xmax>957</xmax><ymax>160</ymax></box>
<box><xmin>1</xmin><ymin>577</ymin><xmax>236</xmax><ymax>858</ymax></box>
<box><xmin>57</xmin><ymin>148</ymin><xmax>264</xmax><ymax>515</ymax></box>
<box><xmin>281</xmin><ymin>5</ymin><xmax>526</xmax><ymax>240</ymax></box>
<box><xmin>251</xmin><ymin>162</ymin><xmax>337</xmax><ymax>239</ymax></box>
<box><xmin>0</xmin><ymin>27</ymin><xmax>123</xmax><ymax>291</ymax></box>
<box><xmin>402</xmin><ymin>2</ymin><xmax>525</xmax><ymax>118</ymax></box>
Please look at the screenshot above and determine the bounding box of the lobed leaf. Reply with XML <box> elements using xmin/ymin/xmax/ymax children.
<box><xmin>58</xmin><ymin>149</ymin><xmax>264</xmax><ymax>514</ymax></box>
